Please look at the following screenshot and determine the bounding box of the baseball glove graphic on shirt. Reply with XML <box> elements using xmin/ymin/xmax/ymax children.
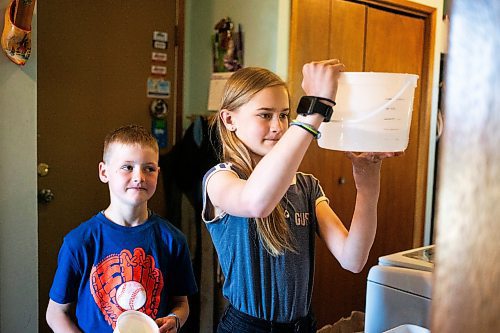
<box><xmin>90</xmin><ymin>248</ymin><xmax>164</xmax><ymax>328</ymax></box>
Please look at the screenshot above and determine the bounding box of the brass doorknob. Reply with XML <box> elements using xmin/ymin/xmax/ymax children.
<box><xmin>37</xmin><ymin>163</ymin><xmax>50</xmax><ymax>177</ymax></box>
<box><xmin>38</xmin><ymin>189</ymin><xmax>54</xmax><ymax>203</ymax></box>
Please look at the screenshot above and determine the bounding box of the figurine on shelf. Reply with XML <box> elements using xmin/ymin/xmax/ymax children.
<box><xmin>212</xmin><ymin>17</ymin><xmax>243</xmax><ymax>72</ymax></box>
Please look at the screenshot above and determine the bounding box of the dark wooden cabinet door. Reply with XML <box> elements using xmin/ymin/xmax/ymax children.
<box><xmin>289</xmin><ymin>0</ymin><xmax>427</xmax><ymax>327</ymax></box>
<box><xmin>364</xmin><ymin>5</ymin><xmax>425</xmax><ymax>269</ymax></box>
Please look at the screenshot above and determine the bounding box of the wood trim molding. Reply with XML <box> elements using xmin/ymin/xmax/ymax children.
<box><xmin>352</xmin><ymin>0</ymin><xmax>435</xmax><ymax>17</ymax></box>
<box><xmin>174</xmin><ymin>0</ymin><xmax>185</xmax><ymax>145</ymax></box>
<box><xmin>413</xmin><ymin>6</ymin><xmax>437</xmax><ymax>246</ymax></box>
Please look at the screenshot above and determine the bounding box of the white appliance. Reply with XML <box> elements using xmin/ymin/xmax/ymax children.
<box><xmin>364</xmin><ymin>245</ymin><xmax>434</xmax><ymax>333</ymax></box>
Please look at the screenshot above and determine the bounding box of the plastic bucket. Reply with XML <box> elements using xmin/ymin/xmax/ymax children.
<box><xmin>317</xmin><ymin>72</ymin><xmax>419</xmax><ymax>152</ymax></box>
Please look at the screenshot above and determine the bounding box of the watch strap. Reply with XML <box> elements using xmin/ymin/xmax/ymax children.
<box><xmin>297</xmin><ymin>96</ymin><xmax>335</xmax><ymax>122</ymax></box>
<box><xmin>314</xmin><ymin>96</ymin><xmax>336</xmax><ymax>106</ymax></box>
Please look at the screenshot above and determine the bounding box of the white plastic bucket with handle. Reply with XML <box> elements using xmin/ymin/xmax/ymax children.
<box><xmin>317</xmin><ymin>72</ymin><xmax>419</xmax><ymax>152</ymax></box>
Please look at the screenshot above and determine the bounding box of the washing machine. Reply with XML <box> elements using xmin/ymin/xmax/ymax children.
<box><xmin>364</xmin><ymin>245</ymin><xmax>434</xmax><ymax>333</ymax></box>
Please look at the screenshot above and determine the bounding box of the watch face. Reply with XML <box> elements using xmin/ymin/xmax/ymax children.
<box><xmin>298</xmin><ymin>96</ymin><xmax>314</xmax><ymax>114</ymax></box>
<box><xmin>297</xmin><ymin>96</ymin><xmax>333</xmax><ymax>122</ymax></box>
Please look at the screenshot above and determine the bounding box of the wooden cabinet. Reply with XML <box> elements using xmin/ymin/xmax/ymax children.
<box><xmin>288</xmin><ymin>0</ymin><xmax>433</xmax><ymax>327</ymax></box>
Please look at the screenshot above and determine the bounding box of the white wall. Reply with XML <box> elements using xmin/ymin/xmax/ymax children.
<box><xmin>0</xmin><ymin>1</ymin><xmax>38</xmax><ymax>331</ymax></box>
<box><xmin>183</xmin><ymin>0</ymin><xmax>290</xmax><ymax>128</ymax></box>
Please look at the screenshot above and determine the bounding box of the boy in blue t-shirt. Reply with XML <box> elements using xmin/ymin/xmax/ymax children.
<box><xmin>46</xmin><ymin>124</ymin><xmax>197</xmax><ymax>333</ymax></box>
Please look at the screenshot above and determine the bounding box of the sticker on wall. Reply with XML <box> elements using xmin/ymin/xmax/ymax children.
<box><xmin>150</xmin><ymin>99</ymin><xmax>168</xmax><ymax>119</ymax></box>
<box><xmin>153</xmin><ymin>31</ymin><xmax>168</xmax><ymax>49</ymax></box>
<box><xmin>153</xmin><ymin>31</ymin><xmax>168</xmax><ymax>42</ymax></box>
<box><xmin>151</xmin><ymin>65</ymin><xmax>167</xmax><ymax>75</ymax></box>
<box><xmin>152</xmin><ymin>118</ymin><xmax>167</xmax><ymax>148</ymax></box>
<box><xmin>152</xmin><ymin>52</ymin><xmax>167</xmax><ymax>62</ymax></box>
<box><xmin>153</xmin><ymin>40</ymin><xmax>167</xmax><ymax>49</ymax></box>
<box><xmin>147</xmin><ymin>77</ymin><xmax>170</xmax><ymax>98</ymax></box>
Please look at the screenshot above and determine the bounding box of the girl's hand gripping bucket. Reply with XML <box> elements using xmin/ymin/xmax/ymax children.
<box><xmin>317</xmin><ymin>72</ymin><xmax>419</xmax><ymax>152</ymax></box>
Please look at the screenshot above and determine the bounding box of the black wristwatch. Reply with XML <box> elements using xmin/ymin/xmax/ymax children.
<box><xmin>297</xmin><ymin>96</ymin><xmax>335</xmax><ymax>122</ymax></box>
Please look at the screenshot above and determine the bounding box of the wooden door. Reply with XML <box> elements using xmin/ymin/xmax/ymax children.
<box><xmin>364</xmin><ymin>5</ymin><xmax>425</xmax><ymax>270</ymax></box>
<box><xmin>37</xmin><ymin>2</ymin><xmax>181</xmax><ymax>332</ymax></box>
<box><xmin>289</xmin><ymin>0</ymin><xmax>428</xmax><ymax>327</ymax></box>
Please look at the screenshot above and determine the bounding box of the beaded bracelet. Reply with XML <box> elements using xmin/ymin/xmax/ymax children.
<box><xmin>290</xmin><ymin>120</ymin><xmax>321</xmax><ymax>139</ymax></box>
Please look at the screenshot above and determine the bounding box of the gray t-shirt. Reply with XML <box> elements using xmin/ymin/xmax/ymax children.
<box><xmin>202</xmin><ymin>163</ymin><xmax>328</xmax><ymax>322</ymax></box>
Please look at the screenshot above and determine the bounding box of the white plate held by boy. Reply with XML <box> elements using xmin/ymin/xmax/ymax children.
<box><xmin>114</xmin><ymin>310</ymin><xmax>159</xmax><ymax>333</ymax></box>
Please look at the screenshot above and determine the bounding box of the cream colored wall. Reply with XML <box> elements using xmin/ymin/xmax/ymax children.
<box><xmin>211</xmin><ymin>0</ymin><xmax>289</xmax><ymax>79</ymax></box>
<box><xmin>0</xmin><ymin>1</ymin><xmax>38</xmax><ymax>331</ymax></box>
<box><xmin>183</xmin><ymin>0</ymin><xmax>290</xmax><ymax>129</ymax></box>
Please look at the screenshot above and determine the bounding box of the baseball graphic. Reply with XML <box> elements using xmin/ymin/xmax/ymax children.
<box><xmin>116</xmin><ymin>281</ymin><xmax>147</xmax><ymax>311</ymax></box>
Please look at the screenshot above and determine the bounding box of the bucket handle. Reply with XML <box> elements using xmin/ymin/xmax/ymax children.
<box><xmin>333</xmin><ymin>79</ymin><xmax>414</xmax><ymax>124</ymax></box>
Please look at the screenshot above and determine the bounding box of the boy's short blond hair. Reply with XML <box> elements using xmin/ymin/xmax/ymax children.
<box><xmin>103</xmin><ymin>124</ymin><xmax>159</xmax><ymax>162</ymax></box>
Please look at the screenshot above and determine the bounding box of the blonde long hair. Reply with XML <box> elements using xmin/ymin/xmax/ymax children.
<box><xmin>212</xmin><ymin>67</ymin><xmax>296</xmax><ymax>256</ymax></box>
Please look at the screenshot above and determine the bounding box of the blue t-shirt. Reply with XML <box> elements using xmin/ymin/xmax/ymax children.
<box><xmin>49</xmin><ymin>212</ymin><xmax>197</xmax><ymax>333</ymax></box>
<box><xmin>202</xmin><ymin>163</ymin><xmax>328</xmax><ymax>322</ymax></box>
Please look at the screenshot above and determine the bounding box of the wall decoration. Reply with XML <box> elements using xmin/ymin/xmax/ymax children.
<box><xmin>151</xmin><ymin>118</ymin><xmax>167</xmax><ymax>148</ymax></box>
<box><xmin>207</xmin><ymin>72</ymin><xmax>233</xmax><ymax>111</ymax></box>
<box><xmin>152</xmin><ymin>30</ymin><xmax>168</xmax><ymax>49</ymax></box>
<box><xmin>212</xmin><ymin>17</ymin><xmax>243</xmax><ymax>72</ymax></box>
<box><xmin>150</xmin><ymin>99</ymin><xmax>168</xmax><ymax>119</ymax></box>
<box><xmin>147</xmin><ymin>77</ymin><xmax>170</xmax><ymax>98</ymax></box>
<box><xmin>1</xmin><ymin>0</ymin><xmax>36</xmax><ymax>65</ymax></box>
<box><xmin>151</xmin><ymin>65</ymin><xmax>167</xmax><ymax>75</ymax></box>
<box><xmin>152</xmin><ymin>52</ymin><xmax>167</xmax><ymax>62</ymax></box>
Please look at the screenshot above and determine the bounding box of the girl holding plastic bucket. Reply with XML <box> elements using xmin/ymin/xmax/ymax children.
<box><xmin>202</xmin><ymin>59</ymin><xmax>401</xmax><ymax>333</ymax></box>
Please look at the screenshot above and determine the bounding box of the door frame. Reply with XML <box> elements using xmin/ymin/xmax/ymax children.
<box><xmin>174</xmin><ymin>0</ymin><xmax>185</xmax><ymax>144</ymax></box>
<box><xmin>288</xmin><ymin>0</ymin><xmax>438</xmax><ymax>245</ymax></box>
